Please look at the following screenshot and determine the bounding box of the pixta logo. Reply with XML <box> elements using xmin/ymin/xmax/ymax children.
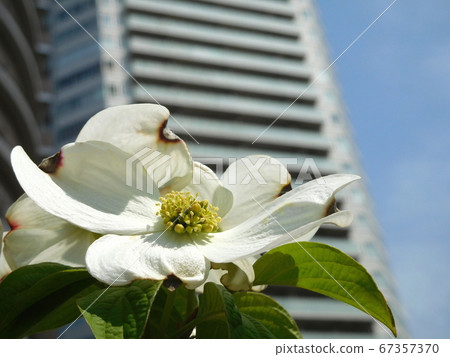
<box><xmin>126</xmin><ymin>148</ymin><xmax>172</xmax><ymax>194</ymax></box>
<box><xmin>126</xmin><ymin>149</ymin><xmax>325</xmax><ymax>194</ymax></box>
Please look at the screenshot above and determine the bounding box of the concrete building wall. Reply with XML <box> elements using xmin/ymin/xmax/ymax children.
<box><xmin>0</xmin><ymin>0</ymin><xmax>51</xmax><ymax>219</ymax></box>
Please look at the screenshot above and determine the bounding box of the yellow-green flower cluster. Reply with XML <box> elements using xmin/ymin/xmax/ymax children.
<box><xmin>156</xmin><ymin>191</ymin><xmax>221</xmax><ymax>234</ymax></box>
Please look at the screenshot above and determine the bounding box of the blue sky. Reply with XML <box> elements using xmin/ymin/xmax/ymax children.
<box><xmin>316</xmin><ymin>0</ymin><xmax>450</xmax><ymax>338</ymax></box>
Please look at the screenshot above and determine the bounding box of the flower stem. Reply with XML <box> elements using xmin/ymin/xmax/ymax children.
<box><xmin>171</xmin><ymin>312</ymin><xmax>226</xmax><ymax>338</ymax></box>
<box><xmin>186</xmin><ymin>288</ymin><xmax>197</xmax><ymax>317</ymax></box>
<box><xmin>158</xmin><ymin>289</ymin><xmax>176</xmax><ymax>338</ymax></box>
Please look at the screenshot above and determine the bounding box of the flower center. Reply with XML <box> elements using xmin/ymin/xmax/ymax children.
<box><xmin>156</xmin><ymin>191</ymin><xmax>221</xmax><ymax>234</ymax></box>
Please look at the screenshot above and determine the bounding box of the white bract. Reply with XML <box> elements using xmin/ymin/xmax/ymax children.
<box><xmin>7</xmin><ymin>104</ymin><xmax>359</xmax><ymax>289</ymax></box>
<box><xmin>3</xmin><ymin>195</ymin><xmax>97</xmax><ymax>271</ymax></box>
<box><xmin>0</xmin><ymin>220</ymin><xmax>12</xmax><ymax>280</ymax></box>
<box><xmin>200</xmin><ymin>256</ymin><xmax>265</xmax><ymax>292</ymax></box>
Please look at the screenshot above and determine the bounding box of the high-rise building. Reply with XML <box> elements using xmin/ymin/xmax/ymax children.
<box><xmin>46</xmin><ymin>0</ymin><xmax>407</xmax><ymax>338</ymax></box>
<box><xmin>0</xmin><ymin>0</ymin><xmax>52</xmax><ymax>219</ymax></box>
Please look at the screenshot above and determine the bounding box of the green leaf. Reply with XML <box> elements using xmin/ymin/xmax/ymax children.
<box><xmin>0</xmin><ymin>263</ymin><xmax>100</xmax><ymax>338</ymax></box>
<box><xmin>253</xmin><ymin>242</ymin><xmax>397</xmax><ymax>336</ymax></box>
<box><xmin>240</xmin><ymin>314</ymin><xmax>276</xmax><ymax>338</ymax></box>
<box><xmin>196</xmin><ymin>282</ymin><xmax>241</xmax><ymax>338</ymax></box>
<box><xmin>196</xmin><ymin>283</ymin><xmax>279</xmax><ymax>339</ymax></box>
<box><xmin>25</xmin><ymin>283</ymin><xmax>100</xmax><ymax>336</ymax></box>
<box><xmin>77</xmin><ymin>279</ymin><xmax>162</xmax><ymax>339</ymax></box>
<box><xmin>234</xmin><ymin>292</ymin><xmax>302</xmax><ymax>339</ymax></box>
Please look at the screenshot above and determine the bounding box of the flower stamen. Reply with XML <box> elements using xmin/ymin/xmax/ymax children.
<box><xmin>156</xmin><ymin>191</ymin><xmax>221</xmax><ymax>234</ymax></box>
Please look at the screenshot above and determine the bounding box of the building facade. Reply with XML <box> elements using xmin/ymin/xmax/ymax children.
<box><xmin>46</xmin><ymin>0</ymin><xmax>407</xmax><ymax>338</ymax></box>
<box><xmin>0</xmin><ymin>0</ymin><xmax>52</xmax><ymax>219</ymax></box>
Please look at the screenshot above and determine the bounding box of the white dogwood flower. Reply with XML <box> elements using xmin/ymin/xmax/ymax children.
<box><xmin>3</xmin><ymin>105</ymin><xmax>187</xmax><ymax>272</ymax></box>
<box><xmin>9</xmin><ymin>104</ymin><xmax>359</xmax><ymax>289</ymax></box>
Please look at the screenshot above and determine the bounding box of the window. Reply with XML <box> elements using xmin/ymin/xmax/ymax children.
<box><xmin>55</xmin><ymin>63</ymin><xmax>101</xmax><ymax>91</ymax></box>
<box><xmin>54</xmin><ymin>87</ymin><xmax>103</xmax><ymax>116</ymax></box>
<box><xmin>54</xmin><ymin>0</ymin><xmax>95</xmax><ymax>23</ymax></box>
<box><xmin>103</xmin><ymin>59</ymin><xmax>114</xmax><ymax>70</ymax></box>
<box><xmin>108</xmin><ymin>84</ymin><xmax>117</xmax><ymax>96</ymax></box>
